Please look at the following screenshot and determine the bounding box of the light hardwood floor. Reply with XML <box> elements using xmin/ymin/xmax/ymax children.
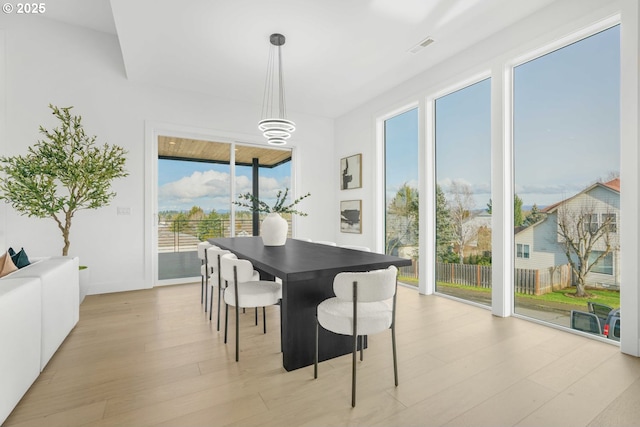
<box><xmin>5</xmin><ymin>283</ymin><xmax>640</xmax><ymax>427</ymax></box>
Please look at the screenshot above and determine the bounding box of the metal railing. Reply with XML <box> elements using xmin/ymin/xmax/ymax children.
<box><xmin>158</xmin><ymin>218</ymin><xmax>292</xmax><ymax>252</ymax></box>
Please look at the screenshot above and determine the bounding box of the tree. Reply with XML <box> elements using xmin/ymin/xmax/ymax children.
<box><xmin>197</xmin><ymin>210</ymin><xmax>222</xmax><ymax>240</ymax></box>
<box><xmin>448</xmin><ymin>181</ymin><xmax>476</xmax><ymax>264</ymax></box>
<box><xmin>0</xmin><ymin>105</ymin><xmax>128</xmax><ymax>256</ymax></box>
<box><xmin>514</xmin><ymin>194</ymin><xmax>524</xmax><ymax>227</ymax></box>
<box><xmin>524</xmin><ymin>203</ymin><xmax>545</xmax><ymax>226</ymax></box>
<box><xmin>385</xmin><ymin>183</ymin><xmax>419</xmax><ymax>256</ymax></box>
<box><xmin>556</xmin><ymin>202</ymin><xmax>617</xmax><ymax>297</ymax></box>
<box><xmin>486</xmin><ymin>196</ymin><xmax>525</xmax><ymax>226</ymax></box>
<box><xmin>435</xmin><ymin>184</ymin><xmax>455</xmax><ymax>261</ymax></box>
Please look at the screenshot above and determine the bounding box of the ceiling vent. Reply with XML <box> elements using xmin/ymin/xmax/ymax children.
<box><xmin>408</xmin><ymin>37</ymin><xmax>435</xmax><ymax>54</ymax></box>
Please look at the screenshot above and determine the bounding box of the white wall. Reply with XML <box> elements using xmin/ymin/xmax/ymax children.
<box><xmin>335</xmin><ymin>0</ymin><xmax>640</xmax><ymax>355</ymax></box>
<box><xmin>0</xmin><ymin>16</ymin><xmax>334</xmax><ymax>294</ymax></box>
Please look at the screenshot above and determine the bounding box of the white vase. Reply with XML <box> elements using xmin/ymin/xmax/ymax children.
<box><xmin>261</xmin><ymin>212</ymin><xmax>288</xmax><ymax>246</ymax></box>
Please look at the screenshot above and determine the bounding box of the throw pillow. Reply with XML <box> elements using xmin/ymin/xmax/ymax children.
<box><xmin>0</xmin><ymin>251</ymin><xmax>18</xmax><ymax>277</ymax></box>
<box><xmin>8</xmin><ymin>247</ymin><xmax>30</xmax><ymax>269</ymax></box>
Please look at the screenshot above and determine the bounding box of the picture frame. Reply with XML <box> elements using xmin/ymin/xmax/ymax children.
<box><xmin>340</xmin><ymin>200</ymin><xmax>362</xmax><ymax>234</ymax></box>
<box><xmin>340</xmin><ymin>153</ymin><xmax>362</xmax><ymax>190</ymax></box>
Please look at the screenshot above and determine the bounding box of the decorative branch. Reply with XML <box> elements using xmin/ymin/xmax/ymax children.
<box><xmin>234</xmin><ymin>189</ymin><xmax>311</xmax><ymax>216</ymax></box>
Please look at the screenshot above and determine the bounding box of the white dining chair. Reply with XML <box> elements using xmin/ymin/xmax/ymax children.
<box><xmin>206</xmin><ymin>246</ymin><xmax>228</xmax><ymax>328</ymax></box>
<box><xmin>220</xmin><ymin>253</ymin><xmax>282</xmax><ymax>362</ymax></box>
<box><xmin>208</xmin><ymin>247</ymin><xmax>261</xmax><ymax>331</ymax></box>
<box><xmin>314</xmin><ymin>265</ymin><xmax>398</xmax><ymax>407</ymax></box>
<box><xmin>197</xmin><ymin>241</ymin><xmax>213</xmax><ymax>307</ymax></box>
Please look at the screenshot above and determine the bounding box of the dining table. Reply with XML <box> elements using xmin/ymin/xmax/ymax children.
<box><xmin>209</xmin><ymin>236</ymin><xmax>413</xmax><ymax>371</ymax></box>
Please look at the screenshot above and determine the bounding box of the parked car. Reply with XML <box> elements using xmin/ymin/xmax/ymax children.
<box><xmin>570</xmin><ymin>302</ymin><xmax>620</xmax><ymax>341</ymax></box>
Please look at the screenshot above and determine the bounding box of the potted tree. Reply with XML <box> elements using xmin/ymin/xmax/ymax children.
<box><xmin>234</xmin><ymin>188</ymin><xmax>310</xmax><ymax>246</ymax></box>
<box><xmin>0</xmin><ymin>104</ymin><xmax>128</xmax><ymax>300</ymax></box>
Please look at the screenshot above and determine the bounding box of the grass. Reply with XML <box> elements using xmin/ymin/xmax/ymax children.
<box><xmin>435</xmin><ymin>281</ymin><xmax>620</xmax><ymax>309</ymax></box>
<box><xmin>515</xmin><ymin>288</ymin><xmax>620</xmax><ymax>309</ymax></box>
<box><xmin>399</xmin><ymin>275</ymin><xmax>418</xmax><ymax>286</ymax></box>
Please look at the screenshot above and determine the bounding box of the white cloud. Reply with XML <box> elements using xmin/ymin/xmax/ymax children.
<box><xmin>159</xmin><ymin>169</ymin><xmax>294</xmax><ymax>212</ymax></box>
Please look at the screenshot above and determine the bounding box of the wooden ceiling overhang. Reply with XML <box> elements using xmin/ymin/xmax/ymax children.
<box><xmin>158</xmin><ymin>136</ymin><xmax>292</xmax><ymax>168</ymax></box>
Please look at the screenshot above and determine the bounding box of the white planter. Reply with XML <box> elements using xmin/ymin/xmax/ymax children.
<box><xmin>79</xmin><ymin>266</ymin><xmax>90</xmax><ymax>304</ymax></box>
<box><xmin>261</xmin><ymin>213</ymin><xmax>288</xmax><ymax>246</ymax></box>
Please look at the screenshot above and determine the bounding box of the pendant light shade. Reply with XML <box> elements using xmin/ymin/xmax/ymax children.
<box><xmin>259</xmin><ymin>33</ymin><xmax>295</xmax><ymax>145</ymax></box>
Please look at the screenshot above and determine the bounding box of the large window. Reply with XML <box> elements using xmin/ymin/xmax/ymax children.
<box><xmin>384</xmin><ymin>108</ymin><xmax>419</xmax><ymax>286</ymax></box>
<box><xmin>513</xmin><ymin>25</ymin><xmax>620</xmax><ymax>328</ymax></box>
<box><xmin>434</xmin><ymin>78</ymin><xmax>492</xmax><ymax>306</ymax></box>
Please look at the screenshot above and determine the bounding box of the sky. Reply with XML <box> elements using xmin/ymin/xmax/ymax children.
<box><xmin>159</xmin><ymin>25</ymin><xmax>619</xmax><ymax>214</ymax></box>
<box><xmin>383</xmin><ymin>24</ymin><xmax>619</xmax><ymax>211</ymax></box>
<box><xmin>158</xmin><ymin>155</ymin><xmax>291</xmax><ymax>213</ymax></box>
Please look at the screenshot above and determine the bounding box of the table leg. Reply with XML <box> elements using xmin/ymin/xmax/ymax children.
<box><xmin>281</xmin><ymin>276</ymin><xmax>361</xmax><ymax>371</ymax></box>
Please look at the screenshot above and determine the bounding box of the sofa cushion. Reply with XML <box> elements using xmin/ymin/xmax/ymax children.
<box><xmin>0</xmin><ymin>252</ymin><xmax>18</xmax><ymax>278</ymax></box>
<box><xmin>8</xmin><ymin>247</ymin><xmax>31</xmax><ymax>269</ymax></box>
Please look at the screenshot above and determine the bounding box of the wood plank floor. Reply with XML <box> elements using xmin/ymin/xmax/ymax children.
<box><xmin>5</xmin><ymin>283</ymin><xmax>640</xmax><ymax>427</ymax></box>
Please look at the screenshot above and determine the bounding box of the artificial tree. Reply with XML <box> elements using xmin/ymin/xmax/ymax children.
<box><xmin>0</xmin><ymin>104</ymin><xmax>128</xmax><ymax>256</ymax></box>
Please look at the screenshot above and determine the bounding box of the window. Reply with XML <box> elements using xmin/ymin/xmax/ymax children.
<box><xmin>516</xmin><ymin>244</ymin><xmax>530</xmax><ymax>259</ymax></box>
<box><xmin>384</xmin><ymin>108</ymin><xmax>419</xmax><ymax>286</ymax></box>
<box><xmin>434</xmin><ymin>78</ymin><xmax>491</xmax><ymax>306</ymax></box>
<box><xmin>583</xmin><ymin>213</ymin><xmax>599</xmax><ymax>233</ymax></box>
<box><xmin>602</xmin><ymin>213</ymin><xmax>617</xmax><ymax>233</ymax></box>
<box><xmin>513</xmin><ymin>25</ymin><xmax>620</xmax><ymax>325</ymax></box>
<box><xmin>589</xmin><ymin>251</ymin><xmax>613</xmax><ymax>275</ymax></box>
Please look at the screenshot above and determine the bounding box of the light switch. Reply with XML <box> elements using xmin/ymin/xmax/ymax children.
<box><xmin>117</xmin><ymin>206</ymin><xmax>131</xmax><ymax>215</ymax></box>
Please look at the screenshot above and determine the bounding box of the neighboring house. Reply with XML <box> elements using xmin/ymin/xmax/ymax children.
<box><xmin>462</xmin><ymin>211</ymin><xmax>492</xmax><ymax>251</ymax></box>
<box><xmin>514</xmin><ymin>178</ymin><xmax>620</xmax><ymax>289</ymax></box>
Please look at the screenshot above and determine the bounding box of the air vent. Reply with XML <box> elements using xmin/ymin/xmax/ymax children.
<box><xmin>408</xmin><ymin>37</ymin><xmax>435</xmax><ymax>54</ymax></box>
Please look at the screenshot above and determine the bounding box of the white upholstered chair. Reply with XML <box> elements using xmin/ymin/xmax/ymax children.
<box><xmin>206</xmin><ymin>246</ymin><xmax>230</xmax><ymax>328</ymax></box>
<box><xmin>220</xmin><ymin>254</ymin><xmax>282</xmax><ymax>361</ymax></box>
<box><xmin>314</xmin><ymin>265</ymin><xmax>398</xmax><ymax>407</ymax></box>
<box><xmin>197</xmin><ymin>241</ymin><xmax>213</xmax><ymax>308</ymax></box>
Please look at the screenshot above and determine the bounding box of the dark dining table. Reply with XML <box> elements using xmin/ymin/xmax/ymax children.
<box><xmin>209</xmin><ymin>236</ymin><xmax>412</xmax><ymax>371</ymax></box>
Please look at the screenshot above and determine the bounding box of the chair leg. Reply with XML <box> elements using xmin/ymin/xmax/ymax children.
<box><xmin>352</xmin><ymin>333</ymin><xmax>358</xmax><ymax>407</ymax></box>
<box><xmin>216</xmin><ymin>286</ymin><xmax>222</xmax><ymax>331</ymax></box>
<box><xmin>359</xmin><ymin>335</ymin><xmax>363</xmax><ymax>361</ymax></box>
<box><xmin>209</xmin><ymin>285</ymin><xmax>214</xmax><ymax>321</ymax></box>
<box><xmin>263</xmin><ymin>307</ymin><xmax>267</xmax><ymax>334</ymax></box>
<box><xmin>255</xmin><ymin>307</ymin><xmax>258</xmax><ymax>326</ymax></box>
<box><xmin>200</xmin><ymin>275</ymin><xmax>204</xmax><ymax>304</ymax></box>
<box><xmin>235</xmin><ymin>304</ymin><xmax>240</xmax><ymax>362</ymax></box>
<box><xmin>204</xmin><ymin>274</ymin><xmax>208</xmax><ymax>313</ymax></box>
<box><xmin>224</xmin><ymin>304</ymin><xmax>229</xmax><ymax>344</ymax></box>
<box><xmin>392</xmin><ymin>323</ymin><xmax>398</xmax><ymax>387</ymax></box>
<box><xmin>314</xmin><ymin>318</ymin><xmax>319</xmax><ymax>379</ymax></box>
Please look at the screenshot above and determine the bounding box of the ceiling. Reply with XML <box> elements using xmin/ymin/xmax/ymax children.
<box><xmin>157</xmin><ymin>136</ymin><xmax>291</xmax><ymax>167</ymax></box>
<box><xmin>43</xmin><ymin>0</ymin><xmax>558</xmax><ymax>118</ymax></box>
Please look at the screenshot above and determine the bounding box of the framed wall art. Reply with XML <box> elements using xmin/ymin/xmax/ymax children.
<box><xmin>340</xmin><ymin>200</ymin><xmax>362</xmax><ymax>233</ymax></box>
<box><xmin>340</xmin><ymin>153</ymin><xmax>362</xmax><ymax>190</ymax></box>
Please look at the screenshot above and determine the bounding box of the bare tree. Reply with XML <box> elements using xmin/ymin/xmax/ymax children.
<box><xmin>556</xmin><ymin>202</ymin><xmax>617</xmax><ymax>297</ymax></box>
<box><xmin>448</xmin><ymin>181</ymin><xmax>476</xmax><ymax>264</ymax></box>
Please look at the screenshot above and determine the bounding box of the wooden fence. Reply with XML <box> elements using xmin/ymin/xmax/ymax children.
<box><xmin>436</xmin><ymin>262</ymin><xmax>572</xmax><ymax>295</ymax></box>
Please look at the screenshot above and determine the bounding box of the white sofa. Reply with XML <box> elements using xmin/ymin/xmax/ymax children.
<box><xmin>0</xmin><ymin>256</ymin><xmax>79</xmax><ymax>425</ymax></box>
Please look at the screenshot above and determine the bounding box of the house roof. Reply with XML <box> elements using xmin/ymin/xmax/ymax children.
<box><xmin>542</xmin><ymin>178</ymin><xmax>620</xmax><ymax>214</ymax></box>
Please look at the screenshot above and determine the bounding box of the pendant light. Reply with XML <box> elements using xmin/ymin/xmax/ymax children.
<box><xmin>258</xmin><ymin>33</ymin><xmax>295</xmax><ymax>145</ymax></box>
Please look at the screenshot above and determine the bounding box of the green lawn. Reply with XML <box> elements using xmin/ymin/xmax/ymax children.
<box><xmin>434</xmin><ymin>281</ymin><xmax>620</xmax><ymax>309</ymax></box>
<box><xmin>515</xmin><ymin>288</ymin><xmax>620</xmax><ymax>309</ymax></box>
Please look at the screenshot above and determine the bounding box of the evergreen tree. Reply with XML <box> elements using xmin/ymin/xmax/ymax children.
<box><xmin>436</xmin><ymin>184</ymin><xmax>455</xmax><ymax>261</ymax></box>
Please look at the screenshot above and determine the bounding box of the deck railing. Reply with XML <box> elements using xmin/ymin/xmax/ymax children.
<box><xmin>158</xmin><ymin>218</ymin><xmax>293</xmax><ymax>252</ymax></box>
